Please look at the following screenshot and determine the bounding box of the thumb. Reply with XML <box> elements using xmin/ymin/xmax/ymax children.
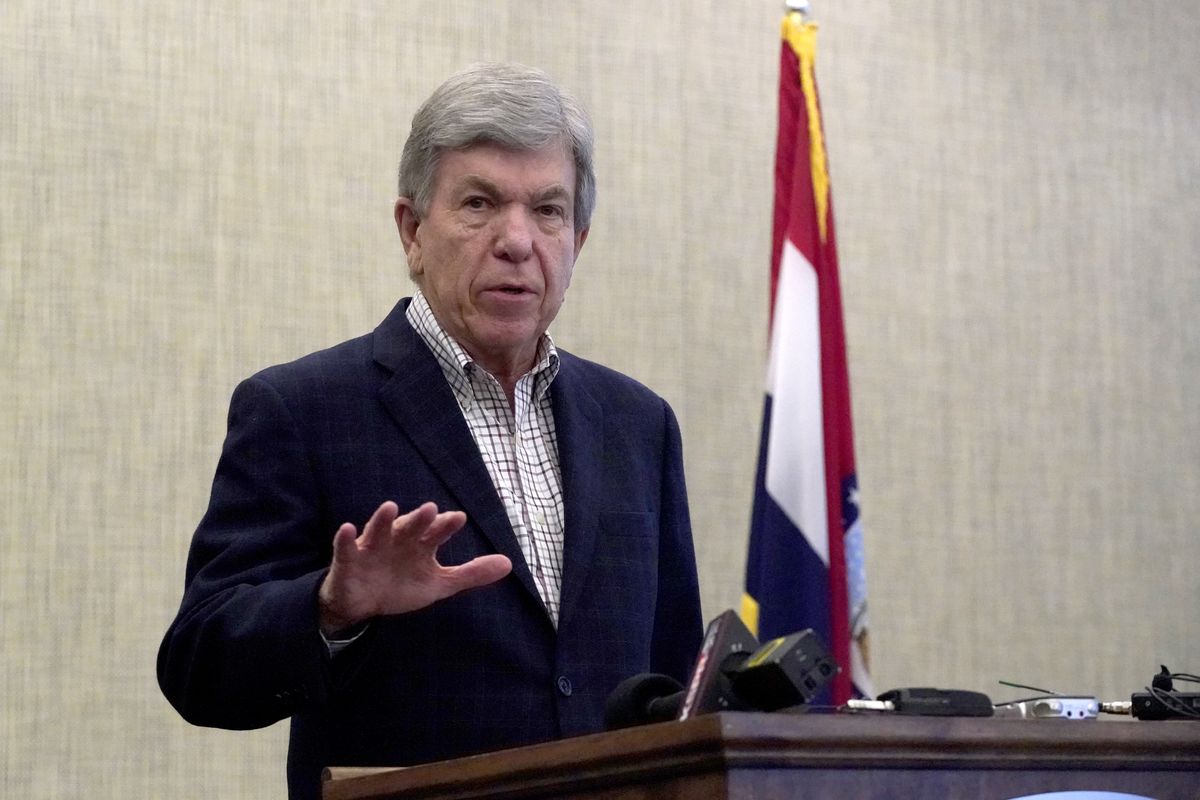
<box><xmin>441</xmin><ymin>554</ymin><xmax>513</xmax><ymax>595</ymax></box>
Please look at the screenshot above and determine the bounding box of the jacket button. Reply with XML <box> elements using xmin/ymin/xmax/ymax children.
<box><xmin>556</xmin><ymin>675</ymin><xmax>573</xmax><ymax>696</ymax></box>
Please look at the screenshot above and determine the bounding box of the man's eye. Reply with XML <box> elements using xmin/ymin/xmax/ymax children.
<box><xmin>537</xmin><ymin>205</ymin><xmax>565</xmax><ymax>218</ymax></box>
<box><xmin>464</xmin><ymin>197</ymin><xmax>488</xmax><ymax>210</ymax></box>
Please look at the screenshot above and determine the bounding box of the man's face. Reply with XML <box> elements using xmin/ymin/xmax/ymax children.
<box><xmin>396</xmin><ymin>142</ymin><xmax>588</xmax><ymax>378</ymax></box>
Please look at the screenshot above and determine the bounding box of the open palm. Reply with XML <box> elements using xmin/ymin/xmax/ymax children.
<box><xmin>317</xmin><ymin>501</ymin><xmax>512</xmax><ymax>635</ymax></box>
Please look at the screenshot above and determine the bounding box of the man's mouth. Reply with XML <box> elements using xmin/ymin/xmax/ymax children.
<box><xmin>487</xmin><ymin>284</ymin><xmax>534</xmax><ymax>296</ymax></box>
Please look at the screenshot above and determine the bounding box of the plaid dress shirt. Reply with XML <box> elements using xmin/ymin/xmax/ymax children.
<box><xmin>407</xmin><ymin>292</ymin><xmax>566</xmax><ymax>625</ymax></box>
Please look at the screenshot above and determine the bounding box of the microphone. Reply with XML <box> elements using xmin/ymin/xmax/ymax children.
<box><xmin>604</xmin><ymin>610</ymin><xmax>840</xmax><ymax>729</ymax></box>
<box><xmin>603</xmin><ymin>673</ymin><xmax>685</xmax><ymax>730</ymax></box>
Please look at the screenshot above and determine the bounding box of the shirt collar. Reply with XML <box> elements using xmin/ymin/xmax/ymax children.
<box><xmin>406</xmin><ymin>291</ymin><xmax>560</xmax><ymax>410</ymax></box>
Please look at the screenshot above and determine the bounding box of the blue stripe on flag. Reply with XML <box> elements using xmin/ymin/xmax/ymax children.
<box><xmin>746</xmin><ymin>396</ymin><xmax>834</xmax><ymax>672</ymax></box>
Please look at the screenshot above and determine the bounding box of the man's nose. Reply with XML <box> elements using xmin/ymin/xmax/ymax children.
<box><xmin>492</xmin><ymin>205</ymin><xmax>534</xmax><ymax>262</ymax></box>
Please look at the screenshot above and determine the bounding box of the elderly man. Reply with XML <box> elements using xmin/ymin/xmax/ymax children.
<box><xmin>158</xmin><ymin>63</ymin><xmax>703</xmax><ymax>799</ymax></box>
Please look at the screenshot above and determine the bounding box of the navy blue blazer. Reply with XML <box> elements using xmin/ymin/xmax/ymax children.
<box><xmin>158</xmin><ymin>298</ymin><xmax>703</xmax><ymax>799</ymax></box>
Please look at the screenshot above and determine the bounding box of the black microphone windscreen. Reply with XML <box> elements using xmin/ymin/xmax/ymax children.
<box><xmin>604</xmin><ymin>673</ymin><xmax>684</xmax><ymax>730</ymax></box>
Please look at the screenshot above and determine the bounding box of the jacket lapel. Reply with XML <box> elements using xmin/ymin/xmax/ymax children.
<box><xmin>552</xmin><ymin>355</ymin><xmax>603</xmax><ymax>630</ymax></box>
<box><xmin>371</xmin><ymin>300</ymin><xmax>544</xmax><ymax>607</ymax></box>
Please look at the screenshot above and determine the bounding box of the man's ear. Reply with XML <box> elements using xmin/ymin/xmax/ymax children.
<box><xmin>395</xmin><ymin>198</ymin><xmax>420</xmax><ymax>246</ymax></box>
<box><xmin>395</xmin><ymin>198</ymin><xmax>422</xmax><ymax>274</ymax></box>
<box><xmin>573</xmin><ymin>226</ymin><xmax>589</xmax><ymax>260</ymax></box>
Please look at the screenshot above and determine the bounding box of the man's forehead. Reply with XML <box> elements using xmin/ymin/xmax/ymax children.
<box><xmin>436</xmin><ymin>142</ymin><xmax>575</xmax><ymax>189</ymax></box>
<box><xmin>452</xmin><ymin>172</ymin><xmax>572</xmax><ymax>198</ymax></box>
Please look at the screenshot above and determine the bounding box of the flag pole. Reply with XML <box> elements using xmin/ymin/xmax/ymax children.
<box><xmin>744</xmin><ymin>0</ymin><xmax>874</xmax><ymax>704</ymax></box>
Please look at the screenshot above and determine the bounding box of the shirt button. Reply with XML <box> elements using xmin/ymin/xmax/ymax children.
<box><xmin>556</xmin><ymin>675</ymin><xmax>573</xmax><ymax>697</ymax></box>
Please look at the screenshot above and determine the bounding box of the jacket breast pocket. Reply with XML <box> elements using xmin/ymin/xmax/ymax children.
<box><xmin>599</xmin><ymin>511</ymin><xmax>655</xmax><ymax>539</ymax></box>
<box><xmin>596</xmin><ymin>511</ymin><xmax>657</xmax><ymax>586</ymax></box>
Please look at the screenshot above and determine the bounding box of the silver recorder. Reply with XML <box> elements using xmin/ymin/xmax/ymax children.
<box><xmin>994</xmin><ymin>696</ymin><xmax>1099</xmax><ymax>720</ymax></box>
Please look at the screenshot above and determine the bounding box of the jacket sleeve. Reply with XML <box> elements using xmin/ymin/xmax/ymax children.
<box><xmin>157</xmin><ymin>375</ymin><xmax>338</xmax><ymax>729</ymax></box>
<box><xmin>649</xmin><ymin>399</ymin><xmax>704</xmax><ymax>683</ymax></box>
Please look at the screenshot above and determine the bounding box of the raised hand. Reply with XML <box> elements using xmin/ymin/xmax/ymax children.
<box><xmin>317</xmin><ymin>501</ymin><xmax>512</xmax><ymax>636</ymax></box>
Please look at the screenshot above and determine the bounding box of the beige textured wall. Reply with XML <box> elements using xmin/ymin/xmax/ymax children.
<box><xmin>3</xmin><ymin>1</ymin><xmax>1198</xmax><ymax>796</ymax></box>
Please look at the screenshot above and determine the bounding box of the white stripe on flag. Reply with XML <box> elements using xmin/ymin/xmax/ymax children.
<box><xmin>764</xmin><ymin>239</ymin><xmax>829</xmax><ymax>566</ymax></box>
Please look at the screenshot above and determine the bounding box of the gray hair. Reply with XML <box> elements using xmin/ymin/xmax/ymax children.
<box><xmin>398</xmin><ymin>63</ymin><xmax>596</xmax><ymax>230</ymax></box>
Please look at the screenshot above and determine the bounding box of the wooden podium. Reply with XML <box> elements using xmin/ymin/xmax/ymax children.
<box><xmin>323</xmin><ymin>712</ymin><xmax>1200</xmax><ymax>800</ymax></box>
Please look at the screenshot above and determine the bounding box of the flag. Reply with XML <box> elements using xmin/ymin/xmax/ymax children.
<box><xmin>741</xmin><ymin>9</ymin><xmax>873</xmax><ymax>704</ymax></box>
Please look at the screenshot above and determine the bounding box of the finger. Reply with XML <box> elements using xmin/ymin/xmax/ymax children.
<box><xmin>328</xmin><ymin>522</ymin><xmax>360</xmax><ymax>566</ymax></box>
<box><xmin>389</xmin><ymin>501</ymin><xmax>439</xmax><ymax>540</ymax></box>
<box><xmin>358</xmin><ymin>501</ymin><xmax>400</xmax><ymax>548</ymax></box>
<box><xmin>330</xmin><ymin>523</ymin><xmax>359</xmax><ymax>565</ymax></box>
<box><xmin>441</xmin><ymin>554</ymin><xmax>512</xmax><ymax>594</ymax></box>
<box><xmin>417</xmin><ymin>510</ymin><xmax>468</xmax><ymax>548</ymax></box>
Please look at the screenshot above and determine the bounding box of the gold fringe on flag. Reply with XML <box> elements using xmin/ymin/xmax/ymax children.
<box><xmin>740</xmin><ymin>592</ymin><xmax>761</xmax><ymax>637</ymax></box>
<box><xmin>782</xmin><ymin>14</ymin><xmax>830</xmax><ymax>244</ymax></box>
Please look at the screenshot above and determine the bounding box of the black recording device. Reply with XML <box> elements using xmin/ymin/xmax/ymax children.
<box><xmin>1132</xmin><ymin>691</ymin><xmax>1200</xmax><ymax>720</ymax></box>
<box><xmin>1132</xmin><ymin>664</ymin><xmax>1200</xmax><ymax>720</ymax></box>
<box><xmin>726</xmin><ymin>628</ymin><xmax>839</xmax><ymax>711</ymax></box>
<box><xmin>877</xmin><ymin>687</ymin><xmax>993</xmax><ymax>717</ymax></box>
